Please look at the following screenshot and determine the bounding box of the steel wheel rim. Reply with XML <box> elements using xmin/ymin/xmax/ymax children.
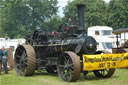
<box><xmin>14</xmin><ymin>45</ymin><xmax>36</xmax><ymax>76</ymax></box>
<box><xmin>57</xmin><ymin>51</ymin><xmax>81</xmax><ymax>82</ymax></box>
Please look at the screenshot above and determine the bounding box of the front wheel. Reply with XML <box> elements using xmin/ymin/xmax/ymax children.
<box><xmin>93</xmin><ymin>50</ymin><xmax>115</xmax><ymax>78</ymax></box>
<box><xmin>93</xmin><ymin>69</ymin><xmax>115</xmax><ymax>78</ymax></box>
<box><xmin>57</xmin><ymin>51</ymin><xmax>81</xmax><ymax>82</ymax></box>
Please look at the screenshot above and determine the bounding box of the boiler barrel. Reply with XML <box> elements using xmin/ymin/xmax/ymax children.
<box><xmin>45</xmin><ymin>36</ymin><xmax>97</xmax><ymax>55</ymax></box>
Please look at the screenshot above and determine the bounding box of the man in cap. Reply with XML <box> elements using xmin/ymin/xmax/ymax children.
<box><xmin>1</xmin><ymin>46</ymin><xmax>8</xmax><ymax>74</ymax></box>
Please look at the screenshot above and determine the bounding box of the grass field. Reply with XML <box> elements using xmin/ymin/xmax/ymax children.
<box><xmin>0</xmin><ymin>69</ymin><xmax>128</xmax><ymax>85</ymax></box>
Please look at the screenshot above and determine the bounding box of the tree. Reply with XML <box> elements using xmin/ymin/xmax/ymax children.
<box><xmin>44</xmin><ymin>15</ymin><xmax>62</xmax><ymax>31</ymax></box>
<box><xmin>108</xmin><ymin>0</ymin><xmax>128</xmax><ymax>29</ymax></box>
<box><xmin>0</xmin><ymin>0</ymin><xmax>58</xmax><ymax>38</ymax></box>
<box><xmin>63</xmin><ymin>0</ymin><xmax>108</xmax><ymax>32</ymax></box>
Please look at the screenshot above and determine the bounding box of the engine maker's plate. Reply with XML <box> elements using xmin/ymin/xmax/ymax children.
<box><xmin>83</xmin><ymin>53</ymin><xmax>128</xmax><ymax>71</ymax></box>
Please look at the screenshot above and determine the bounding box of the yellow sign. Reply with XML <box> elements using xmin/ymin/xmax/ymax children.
<box><xmin>83</xmin><ymin>53</ymin><xmax>128</xmax><ymax>71</ymax></box>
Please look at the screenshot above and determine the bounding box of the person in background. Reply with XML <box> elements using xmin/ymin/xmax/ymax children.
<box><xmin>0</xmin><ymin>49</ymin><xmax>3</xmax><ymax>75</ymax></box>
<box><xmin>1</xmin><ymin>47</ymin><xmax>8</xmax><ymax>74</ymax></box>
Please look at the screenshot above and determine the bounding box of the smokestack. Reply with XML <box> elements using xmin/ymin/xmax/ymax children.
<box><xmin>77</xmin><ymin>4</ymin><xmax>85</xmax><ymax>33</ymax></box>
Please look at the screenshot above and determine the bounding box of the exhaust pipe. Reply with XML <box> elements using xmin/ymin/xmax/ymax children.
<box><xmin>77</xmin><ymin>4</ymin><xmax>85</xmax><ymax>34</ymax></box>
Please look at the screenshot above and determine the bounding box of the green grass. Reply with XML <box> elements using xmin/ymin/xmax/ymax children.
<box><xmin>0</xmin><ymin>69</ymin><xmax>128</xmax><ymax>85</ymax></box>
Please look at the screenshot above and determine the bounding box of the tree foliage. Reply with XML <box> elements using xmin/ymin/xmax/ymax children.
<box><xmin>0</xmin><ymin>0</ymin><xmax>58</xmax><ymax>38</ymax></box>
<box><xmin>0</xmin><ymin>0</ymin><xmax>128</xmax><ymax>38</ymax></box>
<box><xmin>44</xmin><ymin>15</ymin><xmax>62</xmax><ymax>31</ymax></box>
<box><xmin>108</xmin><ymin>0</ymin><xmax>128</xmax><ymax>29</ymax></box>
<box><xmin>63</xmin><ymin>0</ymin><xmax>128</xmax><ymax>31</ymax></box>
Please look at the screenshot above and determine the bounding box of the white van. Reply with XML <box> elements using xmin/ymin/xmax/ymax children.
<box><xmin>88</xmin><ymin>26</ymin><xmax>115</xmax><ymax>37</ymax></box>
<box><xmin>88</xmin><ymin>26</ymin><xmax>116</xmax><ymax>52</ymax></box>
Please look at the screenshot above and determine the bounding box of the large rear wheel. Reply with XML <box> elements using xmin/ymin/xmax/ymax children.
<box><xmin>93</xmin><ymin>50</ymin><xmax>115</xmax><ymax>78</ymax></box>
<box><xmin>14</xmin><ymin>45</ymin><xmax>36</xmax><ymax>76</ymax></box>
<box><xmin>57</xmin><ymin>51</ymin><xmax>81</xmax><ymax>82</ymax></box>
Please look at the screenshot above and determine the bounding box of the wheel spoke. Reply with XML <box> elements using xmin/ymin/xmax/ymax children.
<box><xmin>69</xmin><ymin>69</ymin><xmax>74</xmax><ymax>74</ymax></box>
<box><xmin>105</xmin><ymin>69</ymin><xmax>109</xmax><ymax>72</ymax></box>
<box><xmin>66</xmin><ymin>64</ymin><xmax>73</xmax><ymax>70</ymax></box>
<box><xmin>68</xmin><ymin>64</ymin><xmax>73</xmax><ymax>67</ymax></box>
<box><xmin>24</xmin><ymin>57</ymin><xmax>27</xmax><ymax>63</ymax></box>
<box><xmin>100</xmin><ymin>71</ymin><xmax>102</xmax><ymax>75</ymax></box>
<box><xmin>18</xmin><ymin>48</ymin><xmax>23</xmax><ymax>54</ymax></box>
<box><xmin>16</xmin><ymin>54</ymin><xmax>21</xmax><ymax>59</ymax></box>
<box><xmin>67</xmin><ymin>57</ymin><xmax>70</xmax><ymax>64</ymax></box>
<box><xmin>64</xmin><ymin>70</ymin><xmax>71</xmax><ymax>79</ymax></box>
<box><xmin>22</xmin><ymin>51</ymin><xmax>27</xmax><ymax>57</ymax></box>
<box><xmin>64</xmin><ymin>59</ymin><xmax>67</xmax><ymax>65</ymax></box>
<box><xmin>16</xmin><ymin>64</ymin><xmax>21</xmax><ymax>68</ymax></box>
<box><xmin>101</xmin><ymin>70</ymin><xmax>104</xmax><ymax>75</ymax></box>
<box><xmin>63</xmin><ymin>57</ymin><xmax>68</xmax><ymax>64</ymax></box>
<box><xmin>67</xmin><ymin>70</ymin><xmax>72</xmax><ymax>79</ymax></box>
<box><xmin>103</xmin><ymin>70</ymin><xmax>105</xmax><ymax>76</ymax></box>
<box><xmin>59</xmin><ymin>65</ymin><xmax>65</xmax><ymax>68</ymax></box>
<box><xmin>64</xmin><ymin>72</ymin><xmax>68</xmax><ymax>79</ymax></box>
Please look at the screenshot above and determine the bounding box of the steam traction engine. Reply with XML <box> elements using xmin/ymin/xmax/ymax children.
<box><xmin>14</xmin><ymin>4</ymin><xmax>115</xmax><ymax>82</ymax></box>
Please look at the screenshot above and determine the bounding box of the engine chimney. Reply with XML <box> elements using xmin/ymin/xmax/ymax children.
<box><xmin>77</xmin><ymin>4</ymin><xmax>85</xmax><ymax>34</ymax></box>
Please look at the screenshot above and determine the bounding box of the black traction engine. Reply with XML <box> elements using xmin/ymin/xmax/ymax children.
<box><xmin>14</xmin><ymin>4</ymin><xmax>115</xmax><ymax>82</ymax></box>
